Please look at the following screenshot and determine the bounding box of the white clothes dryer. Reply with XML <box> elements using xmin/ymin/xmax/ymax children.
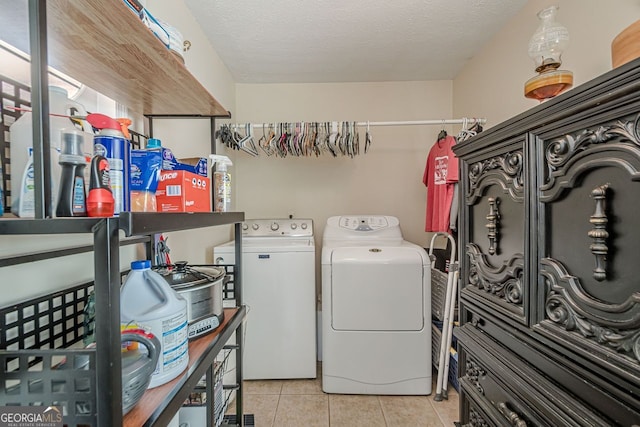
<box><xmin>214</xmin><ymin>218</ymin><xmax>316</xmax><ymax>380</ymax></box>
<box><xmin>321</xmin><ymin>215</ymin><xmax>431</xmax><ymax>394</ymax></box>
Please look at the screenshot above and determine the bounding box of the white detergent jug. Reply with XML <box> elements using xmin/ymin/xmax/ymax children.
<box><xmin>9</xmin><ymin>86</ymin><xmax>93</xmax><ymax>216</ymax></box>
<box><xmin>121</xmin><ymin>260</ymin><xmax>189</xmax><ymax>389</ymax></box>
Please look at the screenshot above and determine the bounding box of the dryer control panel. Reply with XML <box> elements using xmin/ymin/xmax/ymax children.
<box><xmin>241</xmin><ymin>218</ymin><xmax>314</xmax><ymax>237</ymax></box>
<box><xmin>338</xmin><ymin>216</ymin><xmax>392</xmax><ymax>231</ymax></box>
<box><xmin>323</xmin><ymin>215</ymin><xmax>403</xmax><ymax>241</ymax></box>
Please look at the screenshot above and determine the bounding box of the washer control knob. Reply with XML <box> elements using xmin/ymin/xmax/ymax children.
<box><xmin>291</xmin><ymin>223</ymin><xmax>298</xmax><ymax>229</ymax></box>
<box><xmin>271</xmin><ymin>222</ymin><xmax>280</xmax><ymax>231</ymax></box>
<box><xmin>252</xmin><ymin>223</ymin><xmax>259</xmax><ymax>230</ymax></box>
<box><xmin>301</xmin><ymin>223</ymin><xmax>308</xmax><ymax>230</ymax></box>
<box><xmin>242</xmin><ymin>223</ymin><xmax>249</xmax><ymax>231</ymax></box>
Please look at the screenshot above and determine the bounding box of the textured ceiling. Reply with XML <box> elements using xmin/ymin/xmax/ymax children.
<box><xmin>185</xmin><ymin>0</ymin><xmax>528</xmax><ymax>83</ymax></box>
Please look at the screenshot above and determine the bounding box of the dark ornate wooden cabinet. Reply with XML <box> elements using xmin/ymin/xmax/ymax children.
<box><xmin>453</xmin><ymin>58</ymin><xmax>640</xmax><ymax>427</ymax></box>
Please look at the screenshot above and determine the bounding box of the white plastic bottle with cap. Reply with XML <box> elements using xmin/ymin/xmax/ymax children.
<box><xmin>210</xmin><ymin>155</ymin><xmax>233</xmax><ymax>212</ymax></box>
<box><xmin>120</xmin><ymin>260</ymin><xmax>189</xmax><ymax>388</ymax></box>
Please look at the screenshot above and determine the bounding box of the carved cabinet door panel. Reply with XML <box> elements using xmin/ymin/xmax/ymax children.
<box><xmin>459</xmin><ymin>138</ymin><xmax>528</xmax><ymax>325</ymax></box>
<box><xmin>535</xmin><ymin>113</ymin><xmax>640</xmax><ymax>400</ymax></box>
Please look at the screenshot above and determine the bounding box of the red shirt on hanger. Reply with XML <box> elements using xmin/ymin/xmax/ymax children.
<box><xmin>423</xmin><ymin>135</ymin><xmax>458</xmax><ymax>232</ymax></box>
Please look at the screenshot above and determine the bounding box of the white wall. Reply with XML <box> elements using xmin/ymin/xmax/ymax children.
<box><xmin>234</xmin><ymin>81</ymin><xmax>454</xmax><ymax>250</ymax></box>
<box><xmin>453</xmin><ymin>0</ymin><xmax>640</xmax><ymax>126</ymax></box>
<box><xmin>233</xmin><ymin>81</ymin><xmax>456</xmax><ymax>295</ymax></box>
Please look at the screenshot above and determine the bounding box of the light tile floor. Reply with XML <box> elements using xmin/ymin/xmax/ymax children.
<box><xmin>239</xmin><ymin>364</ymin><xmax>459</xmax><ymax>427</ymax></box>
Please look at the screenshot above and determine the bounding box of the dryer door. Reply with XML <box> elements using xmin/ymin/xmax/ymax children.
<box><xmin>330</xmin><ymin>246</ymin><xmax>426</xmax><ymax>331</ymax></box>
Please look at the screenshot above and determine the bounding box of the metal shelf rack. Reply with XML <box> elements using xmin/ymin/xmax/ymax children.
<box><xmin>0</xmin><ymin>214</ymin><xmax>246</xmax><ymax>426</ymax></box>
<box><xmin>0</xmin><ymin>0</ymin><xmax>244</xmax><ymax>424</ymax></box>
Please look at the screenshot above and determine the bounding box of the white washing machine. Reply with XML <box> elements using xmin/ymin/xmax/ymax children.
<box><xmin>214</xmin><ymin>218</ymin><xmax>316</xmax><ymax>380</ymax></box>
<box><xmin>321</xmin><ymin>215</ymin><xmax>431</xmax><ymax>395</ymax></box>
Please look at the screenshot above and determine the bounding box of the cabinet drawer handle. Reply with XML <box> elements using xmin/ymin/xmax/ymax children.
<box><xmin>486</xmin><ymin>197</ymin><xmax>500</xmax><ymax>255</ymax></box>
<box><xmin>497</xmin><ymin>402</ymin><xmax>527</xmax><ymax>427</ymax></box>
<box><xmin>588</xmin><ymin>183</ymin><xmax>610</xmax><ymax>281</ymax></box>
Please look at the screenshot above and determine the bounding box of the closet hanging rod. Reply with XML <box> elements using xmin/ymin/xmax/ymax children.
<box><xmin>356</xmin><ymin>118</ymin><xmax>486</xmax><ymax>127</ymax></box>
<box><xmin>230</xmin><ymin>118</ymin><xmax>486</xmax><ymax>128</ymax></box>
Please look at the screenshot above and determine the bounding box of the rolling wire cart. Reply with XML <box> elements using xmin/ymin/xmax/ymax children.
<box><xmin>181</xmin><ymin>346</ymin><xmax>237</xmax><ymax>426</ymax></box>
<box><xmin>428</xmin><ymin>232</ymin><xmax>459</xmax><ymax>401</ymax></box>
<box><xmin>185</xmin><ymin>263</ymin><xmax>255</xmax><ymax>427</ymax></box>
<box><xmin>150</xmin><ymin>233</ymin><xmax>252</xmax><ymax>427</ymax></box>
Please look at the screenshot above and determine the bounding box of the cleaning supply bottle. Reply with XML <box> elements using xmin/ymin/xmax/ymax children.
<box><xmin>0</xmin><ymin>115</ymin><xmax>2</xmax><ymax>215</ymax></box>
<box><xmin>86</xmin><ymin>155</ymin><xmax>115</xmax><ymax>217</ymax></box>
<box><xmin>87</xmin><ymin>113</ymin><xmax>131</xmax><ymax>215</ymax></box>
<box><xmin>130</xmin><ymin>138</ymin><xmax>162</xmax><ymax>212</ymax></box>
<box><xmin>55</xmin><ymin>129</ymin><xmax>88</xmax><ymax>217</ymax></box>
<box><xmin>146</xmin><ymin>138</ymin><xmax>162</xmax><ymax>151</ymax></box>
<box><xmin>0</xmin><ymin>149</ymin><xmax>4</xmax><ymax>215</ymax></box>
<box><xmin>17</xmin><ymin>150</ymin><xmax>35</xmax><ymax>217</ymax></box>
<box><xmin>209</xmin><ymin>155</ymin><xmax>233</xmax><ymax>212</ymax></box>
<box><xmin>9</xmin><ymin>85</ymin><xmax>92</xmax><ymax>215</ymax></box>
<box><xmin>0</xmin><ymin>164</ymin><xmax>3</xmax><ymax>216</ymax></box>
<box><xmin>120</xmin><ymin>260</ymin><xmax>189</xmax><ymax>389</ymax></box>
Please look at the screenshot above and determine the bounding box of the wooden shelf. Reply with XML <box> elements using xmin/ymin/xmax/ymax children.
<box><xmin>45</xmin><ymin>0</ymin><xmax>229</xmax><ymax>117</ymax></box>
<box><xmin>123</xmin><ymin>307</ymin><xmax>245</xmax><ymax>427</ymax></box>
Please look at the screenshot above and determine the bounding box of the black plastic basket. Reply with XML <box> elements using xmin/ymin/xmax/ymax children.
<box><xmin>0</xmin><ymin>282</ymin><xmax>97</xmax><ymax>426</ymax></box>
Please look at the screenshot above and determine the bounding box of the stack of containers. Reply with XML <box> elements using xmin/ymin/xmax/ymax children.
<box><xmin>131</xmin><ymin>137</ymin><xmax>212</xmax><ymax>213</ymax></box>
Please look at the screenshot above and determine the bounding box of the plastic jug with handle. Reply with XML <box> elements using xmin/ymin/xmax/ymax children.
<box><xmin>121</xmin><ymin>260</ymin><xmax>189</xmax><ymax>388</ymax></box>
<box><xmin>9</xmin><ymin>85</ymin><xmax>93</xmax><ymax>216</ymax></box>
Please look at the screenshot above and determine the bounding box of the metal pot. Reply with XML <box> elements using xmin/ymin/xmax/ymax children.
<box><xmin>154</xmin><ymin>261</ymin><xmax>226</xmax><ymax>339</ymax></box>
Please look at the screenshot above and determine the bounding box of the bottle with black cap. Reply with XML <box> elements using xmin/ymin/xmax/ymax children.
<box><xmin>56</xmin><ymin>128</ymin><xmax>88</xmax><ymax>217</ymax></box>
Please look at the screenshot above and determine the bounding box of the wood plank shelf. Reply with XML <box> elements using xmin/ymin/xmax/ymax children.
<box><xmin>124</xmin><ymin>307</ymin><xmax>246</xmax><ymax>427</ymax></box>
<box><xmin>45</xmin><ymin>0</ymin><xmax>228</xmax><ymax>117</ymax></box>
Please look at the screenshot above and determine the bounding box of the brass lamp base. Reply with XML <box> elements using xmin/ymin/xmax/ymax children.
<box><xmin>524</xmin><ymin>70</ymin><xmax>573</xmax><ymax>101</ymax></box>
